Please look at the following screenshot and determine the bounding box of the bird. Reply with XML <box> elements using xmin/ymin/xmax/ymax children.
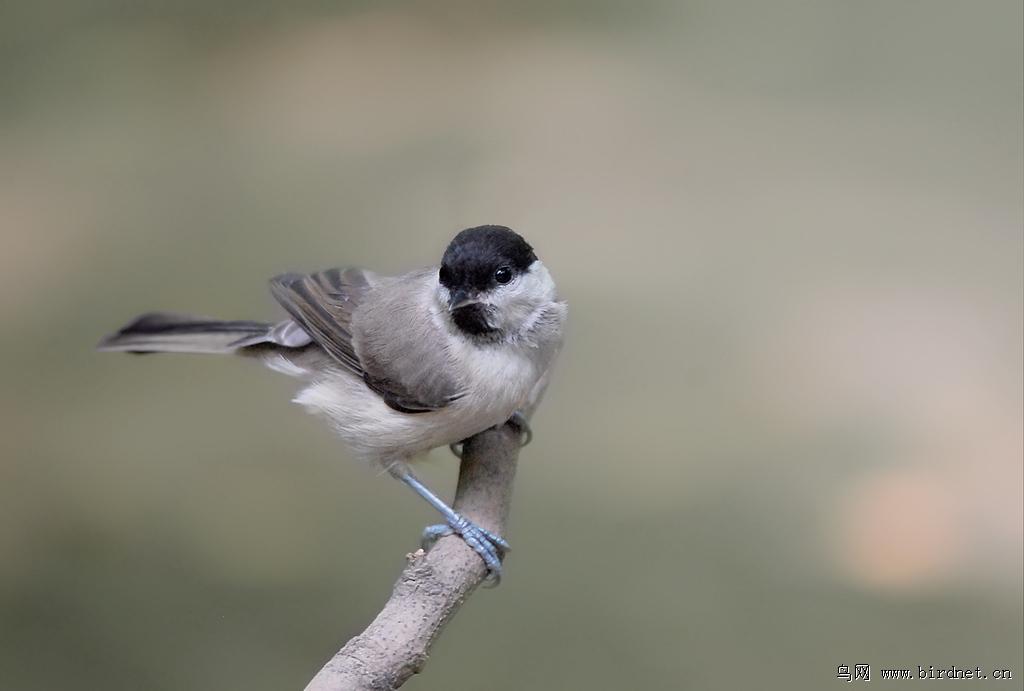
<box><xmin>96</xmin><ymin>225</ymin><xmax>567</xmax><ymax>581</ymax></box>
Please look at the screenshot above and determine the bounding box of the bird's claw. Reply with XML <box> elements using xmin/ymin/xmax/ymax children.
<box><xmin>506</xmin><ymin>411</ymin><xmax>532</xmax><ymax>447</ymax></box>
<box><xmin>448</xmin><ymin>411</ymin><xmax>530</xmax><ymax>459</ymax></box>
<box><xmin>421</xmin><ymin>516</ymin><xmax>510</xmax><ymax>585</ymax></box>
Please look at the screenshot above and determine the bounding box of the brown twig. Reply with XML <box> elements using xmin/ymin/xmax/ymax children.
<box><xmin>303</xmin><ymin>421</ymin><xmax>522</xmax><ymax>691</ymax></box>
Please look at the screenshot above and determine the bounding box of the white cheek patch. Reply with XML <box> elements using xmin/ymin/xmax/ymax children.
<box><xmin>485</xmin><ymin>261</ymin><xmax>557</xmax><ymax>336</ymax></box>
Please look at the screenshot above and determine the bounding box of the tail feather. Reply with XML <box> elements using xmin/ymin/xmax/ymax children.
<box><xmin>96</xmin><ymin>311</ymin><xmax>274</xmax><ymax>354</ymax></box>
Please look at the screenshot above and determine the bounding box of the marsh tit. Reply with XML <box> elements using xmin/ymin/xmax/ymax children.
<box><xmin>97</xmin><ymin>225</ymin><xmax>567</xmax><ymax>581</ymax></box>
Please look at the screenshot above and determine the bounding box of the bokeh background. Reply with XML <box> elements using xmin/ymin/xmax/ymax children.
<box><xmin>1</xmin><ymin>1</ymin><xmax>1021</xmax><ymax>689</ymax></box>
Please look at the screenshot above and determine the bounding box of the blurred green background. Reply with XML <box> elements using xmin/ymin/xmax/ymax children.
<box><xmin>1</xmin><ymin>1</ymin><xmax>1021</xmax><ymax>689</ymax></box>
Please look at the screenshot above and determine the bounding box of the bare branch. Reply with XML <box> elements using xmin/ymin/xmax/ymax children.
<box><xmin>303</xmin><ymin>422</ymin><xmax>522</xmax><ymax>691</ymax></box>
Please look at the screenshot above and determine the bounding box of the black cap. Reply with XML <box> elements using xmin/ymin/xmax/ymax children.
<box><xmin>439</xmin><ymin>225</ymin><xmax>537</xmax><ymax>292</ymax></box>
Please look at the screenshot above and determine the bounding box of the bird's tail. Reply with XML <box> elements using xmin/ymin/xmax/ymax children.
<box><xmin>96</xmin><ymin>311</ymin><xmax>275</xmax><ymax>354</ymax></box>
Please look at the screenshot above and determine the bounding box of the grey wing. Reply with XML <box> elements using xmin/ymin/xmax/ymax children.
<box><xmin>362</xmin><ymin>370</ymin><xmax>460</xmax><ymax>414</ymax></box>
<box><xmin>354</xmin><ymin>270</ymin><xmax>465</xmax><ymax>414</ymax></box>
<box><xmin>269</xmin><ymin>267</ymin><xmax>458</xmax><ymax>414</ymax></box>
<box><xmin>268</xmin><ymin>267</ymin><xmax>374</xmax><ymax>376</ymax></box>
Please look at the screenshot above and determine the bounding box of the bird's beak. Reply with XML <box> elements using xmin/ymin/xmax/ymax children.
<box><xmin>447</xmin><ymin>288</ymin><xmax>479</xmax><ymax>311</ymax></box>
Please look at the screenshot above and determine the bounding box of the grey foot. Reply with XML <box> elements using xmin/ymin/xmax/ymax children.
<box><xmin>421</xmin><ymin>517</ymin><xmax>511</xmax><ymax>584</ymax></box>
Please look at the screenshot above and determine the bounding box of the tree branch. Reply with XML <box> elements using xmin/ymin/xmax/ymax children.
<box><xmin>303</xmin><ymin>421</ymin><xmax>522</xmax><ymax>691</ymax></box>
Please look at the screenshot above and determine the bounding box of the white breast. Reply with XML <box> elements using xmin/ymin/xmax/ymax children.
<box><xmin>280</xmin><ymin>338</ymin><xmax>539</xmax><ymax>470</ymax></box>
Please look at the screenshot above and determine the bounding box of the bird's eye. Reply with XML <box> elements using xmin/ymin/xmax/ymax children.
<box><xmin>494</xmin><ymin>266</ymin><xmax>513</xmax><ymax>284</ymax></box>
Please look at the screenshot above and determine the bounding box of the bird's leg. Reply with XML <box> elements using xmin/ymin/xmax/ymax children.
<box><xmin>390</xmin><ymin>466</ymin><xmax>510</xmax><ymax>583</ymax></box>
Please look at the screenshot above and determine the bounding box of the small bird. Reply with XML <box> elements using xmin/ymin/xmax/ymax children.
<box><xmin>97</xmin><ymin>225</ymin><xmax>566</xmax><ymax>581</ymax></box>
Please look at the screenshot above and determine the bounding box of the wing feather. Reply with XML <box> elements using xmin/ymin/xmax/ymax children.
<box><xmin>269</xmin><ymin>267</ymin><xmax>457</xmax><ymax>413</ymax></box>
<box><xmin>268</xmin><ymin>268</ymin><xmax>373</xmax><ymax>375</ymax></box>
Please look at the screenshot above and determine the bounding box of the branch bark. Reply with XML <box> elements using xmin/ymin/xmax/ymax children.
<box><xmin>303</xmin><ymin>421</ymin><xmax>522</xmax><ymax>691</ymax></box>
